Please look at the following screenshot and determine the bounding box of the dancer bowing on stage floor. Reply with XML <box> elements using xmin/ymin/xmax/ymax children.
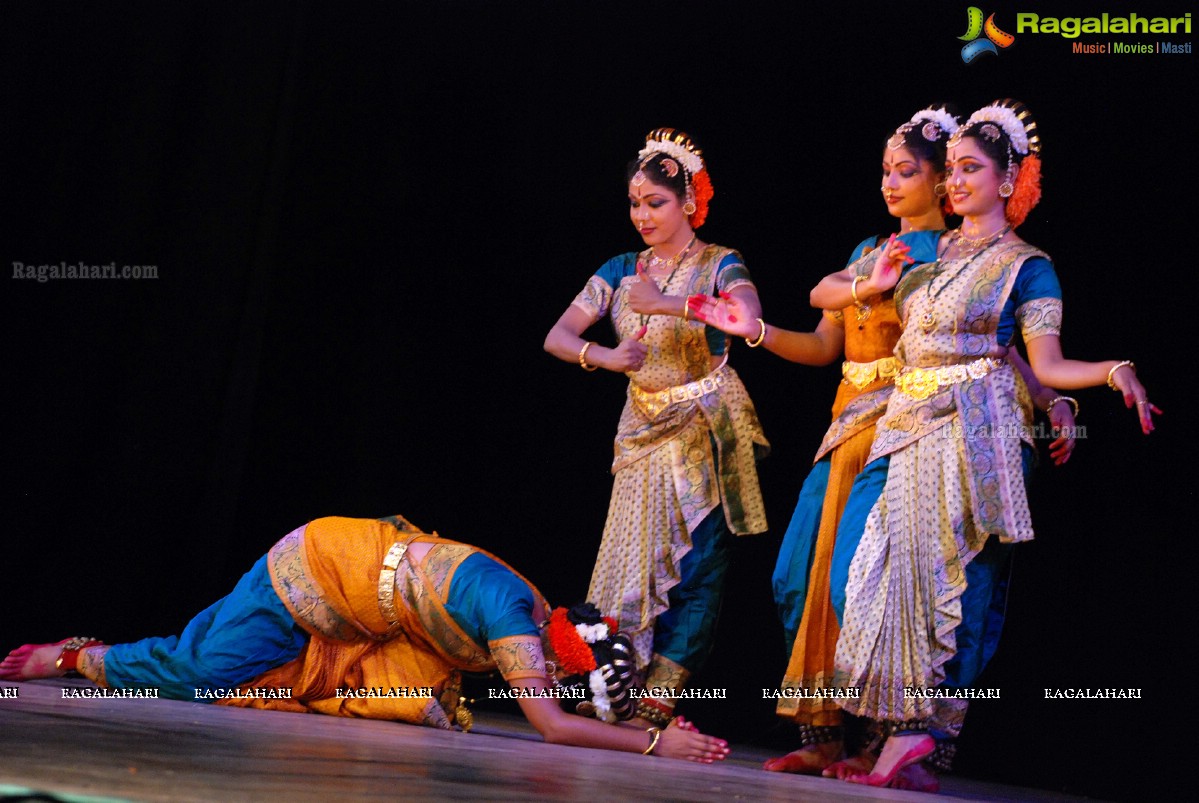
<box><xmin>1</xmin><ymin>514</ymin><xmax>729</xmax><ymax>762</ymax></box>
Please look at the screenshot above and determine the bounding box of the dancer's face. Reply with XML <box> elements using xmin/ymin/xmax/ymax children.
<box><xmin>881</xmin><ymin>146</ymin><xmax>941</xmax><ymax>220</ymax></box>
<box><xmin>945</xmin><ymin>137</ymin><xmax>1006</xmax><ymax>217</ymax></box>
<box><xmin>629</xmin><ymin>178</ymin><xmax>691</xmax><ymax>248</ymax></box>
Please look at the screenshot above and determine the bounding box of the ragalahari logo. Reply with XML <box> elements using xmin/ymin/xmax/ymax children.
<box><xmin>959</xmin><ymin>7</ymin><xmax>1016</xmax><ymax>62</ymax></box>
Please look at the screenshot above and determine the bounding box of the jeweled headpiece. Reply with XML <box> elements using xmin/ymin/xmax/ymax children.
<box><xmin>637</xmin><ymin>127</ymin><xmax>705</xmax><ymax>176</ymax></box>
<box><xmin>887</xmin><ymin>106</ymin><xmax>960</xmax><ymax>150</ymax></box>
<box><xmin>950</xmin><ymin>99</ymin><xmax>1043</xmax><ymax>228</ymax></box>
<box><xmin>949</xmin><ymin>99</ymin><xmax>1041</xmax><ymax>155</ymax></box>
<box><xmin>632</xmin><ymin>127</ymin><xmax>714</xmax><ymax>228</ymax></box>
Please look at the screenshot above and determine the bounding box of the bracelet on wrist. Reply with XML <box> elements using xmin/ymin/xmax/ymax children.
<box><xmin>578</xmin><ymin>342</ymin><xmax>598</xmax><ymax>372</ymax></box>
<box><xmin>1106</xmin><ymin>360</ymin><xmax>1134</xmax><ymax>391</ymax></box>
<box><xmin>1045</xmin><ymin>395</ymin><xmax>1079</xmax><ymax>417</ymax></box>
<box><xmin>745</xmin><ymin>318</ymin><xmax>766</xmax><ymax>348</ymax></box>
<box><xmin>851</xmin><ymin>275</ymin><xmax>868</xmax><ymax>306</ymax></box>
<box><xmin>643</xmin><ymin>726</ymin><xmax>662</xmax><ymax>755</ymax></box>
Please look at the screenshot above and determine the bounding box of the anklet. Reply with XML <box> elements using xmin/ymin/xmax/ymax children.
<box><xmin>55</xmin><ymin>637</ymin><xmax>104</xmax><ymax>672</ymax></box>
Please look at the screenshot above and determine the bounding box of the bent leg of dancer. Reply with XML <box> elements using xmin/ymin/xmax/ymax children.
<box><xmin>633</xmin><ymin>509</ymin><xmax>731</xmax><ymax>727</ymax></box>
<box><xmin>0</xmin><ymin>554</ymin><xmax>307</xmax><ymax>697</ymax></box>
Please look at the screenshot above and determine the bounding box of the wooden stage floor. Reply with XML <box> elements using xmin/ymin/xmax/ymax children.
<box><xmin>1</xmin><ymin>679</ymin><xmax>1096</xmax><ymax>802</ymax></box>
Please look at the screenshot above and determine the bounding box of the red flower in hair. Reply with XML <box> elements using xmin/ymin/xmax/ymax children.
<box><xmin>689</xmin><ymin>169</ymin><xmax>714</xmax><ymax>229</ymax></box>
<box><xmin>546</xmin><ymin>607</ymin><xmax>597</xmax><ymax>675</ymax></box>
<box><xmin>1005</xmin><ymin>153</ymin><xmax>1042</xmax><ymax>229</ymax></box>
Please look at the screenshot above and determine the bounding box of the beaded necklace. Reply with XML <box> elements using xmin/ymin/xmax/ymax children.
<box><xmin>916</xmin><ymin>226</ymin><xmax>1009</xmax><ymax>334</ymax></box>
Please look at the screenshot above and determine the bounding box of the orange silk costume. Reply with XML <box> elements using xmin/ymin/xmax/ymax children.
<box><xmin>775</xmin><ymin>237</ymin><xmax>905</xmax><ymax>727</ymax></box>
<box><xmin>218</xmin><ymin>516</ymin><xmax>548</xmax><ymax>728</ymax></box>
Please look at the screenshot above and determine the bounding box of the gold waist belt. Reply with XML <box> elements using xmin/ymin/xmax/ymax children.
<box><xmin>842</xmin><ymin>357</ymin><xmax>900</xmax><ymax>390</ymax></box>
<box><xmin>377</xmin><ymin>540</ymin><xmax>411</xmax><ymax>635</ymax></box>
<box><xmin>894</xmin><ymin>357</ymin><xmax>1005</xmax><ymax>401</ymax></box>
<box><xmin>631</xmin><ymin>363</ymin><xmax>728</xmax><ymax>419</ymax></box>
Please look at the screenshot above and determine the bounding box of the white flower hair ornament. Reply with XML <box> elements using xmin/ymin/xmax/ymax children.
<box><xmin>910</xmin><ymin>107</ymin><xmax>960</xmax><ymax>138</ymax></box>
<box><xmin>637</xmin><ymin>131</ymin><xmax>705</xmax><ymax>177</ymax></box>
<box><xmin>961</xmin><ymin>104</ymin><xmax>1030</xmax><ymax>154</ymax></box>
<box><xmin>543</xmin><ymin>604</ymin><xmax>637</xmax><ymax>724</ymax></box>
<box><xmin>889</xmin><ymin>107</ymin><xmax>960</xmax><ymax>150</ymax></box>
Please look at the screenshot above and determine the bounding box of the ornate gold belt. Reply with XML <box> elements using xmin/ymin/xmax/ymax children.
<box><xmin>377</xmin><ymin>540</ymin><xmax>410</xmax><ymax>632</ymax></box>
<box><xmin>842</xmin><ymin>356</ymin><xmax>900</xmax><ymax>390</ymax></box>
<box><xmin>630</xmin><ymin>363</ymin><xmax>728</xmax><ymax>418</ymax></box>
<box><xmin>894</xmin><ymin>357</ymin><xmax>1005</xmax><ymax>401</ymax></box>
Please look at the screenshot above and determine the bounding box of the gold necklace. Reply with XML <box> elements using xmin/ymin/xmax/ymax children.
<box><xmin>646</xmin><ymin>236</ymin><xmax>696</xmax><ymax>270</ymax></box>
<box><xmin>947</xmin><ymin>224</ymin><xmax>1010</xmax><ymax>259</ymax></box>
<box><xmin>916</xmin><ymin>228</ymin><xmax>1009</xmax><ymax>334</ymax></box>
<box><xmin>638</xmin><ymin>238</ymin><xmax>695</xmax><ymax>325</ymax></box>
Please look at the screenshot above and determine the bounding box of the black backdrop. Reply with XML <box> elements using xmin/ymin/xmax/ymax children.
<box><xmin>3</xmin><ymin>2</ymin><xmax>1193</xmax><ymax>800</ymax></box>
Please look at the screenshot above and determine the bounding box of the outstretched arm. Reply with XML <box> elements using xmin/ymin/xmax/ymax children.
<box><xmin>687</xmin><ymin>291</ymin><xmax>842</xmax><ymax>367</ymax></box>
<box><xmin>1025</xmin><ymin>335</ymin><xmax>1159</xmax><ymax>434</ymax></box>
<box><xmin>513</xmin><ymin>680</ymin><xmax>729</xmax><ymax>762</ymax></box>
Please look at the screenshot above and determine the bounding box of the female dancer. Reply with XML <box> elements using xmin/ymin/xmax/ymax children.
<box><xmin>1</xmin><ymin>514</ymin><xmax>730</xmax><ymax>761</ymax></box>
<box><xmin>830</xmin><ymin>99</ymin><xmax>1157</xmax><ymax>787</ymax></box>
<box><xmin>544</xmin><ymin>128</ymin><xmax>769</xmax><ymax>728</ymax></box>
<box><xmin>688</xmin><ymin>107</ymin><xmax>1074</xmax><ymax>786</ymax></box>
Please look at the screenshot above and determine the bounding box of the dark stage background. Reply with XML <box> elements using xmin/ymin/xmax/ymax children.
<box><xmin>3</xmin><ymin>2</ymin><xmax>1192</xmax><ymax>800</ymax></box>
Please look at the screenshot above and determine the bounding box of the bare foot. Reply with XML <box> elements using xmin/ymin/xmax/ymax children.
<box><xmin>0</xmin><ymin>640</ymin><xmax>70</xmax><ymax>681</ymax></box>
<box><xmin>893</xmin><ymin>761</ymin><xmax>940</xmax><ymax>793</ymax></box>
<box><xmin>823</xmin><ymin>751</ymin><xmax>875</xmax><ymax>780</ymax></box>
<box><xmin>763</xmin><ymin>741</ymin><xmax>842</xmax><ymax>774</ymax></box>
<box><xmin>845</xmin><ymin>733</ymin><xmax>935</xmax><ymax>786</ymax></box>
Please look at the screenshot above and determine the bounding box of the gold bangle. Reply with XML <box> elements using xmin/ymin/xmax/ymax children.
<box><xmin>578</xmin><ymin>342</ymin><xmax>598</xmax><ymax>372</ymax></box>
<box><xmin>643</xmin><ymin>726</ymin><xmax>662</xmax><ymax>755</ymax></box>
<box><xmin>1106</xmin><ymin>360</ymin><xmax>1134</xmax><ymax>391</ymax></box>
<box><xmin>851</xmin><ymin>275</ymin><xmax>867</xmax><ymax>306</ymax></box>
<box><xmin>745</xmin><ymin>318</ymin><xmax>766</xmax><ymax>348</ymax></box>
<box><xmin>682</xmin><ymin>299</ymin><xmax>690</xmax><ymax>321</ymax></box>
<box><xmin>1045</xmin><ymin>395</ymin><xmax>1079</xmax><ymax>417</ymax></box>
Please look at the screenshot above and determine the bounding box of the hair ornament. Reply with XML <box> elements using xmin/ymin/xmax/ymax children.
<box><xmin>688</xmin><ymin>168</ymin><xmax>713</xmax><ymax>228</ymax></box>
<box><xmin>544</xmin><ymin>604</ymin><xmax>635</xmax><ymax>724</ymax></box>
<box><xmin>1005</xmin><ymin>153</ymin><xmax>1041</xmax><ymax>227</ymax></box>
<box><xmin>637</xmin><ymin>128</ymin><xmax>705</xmax><ymax>177</ymax></box>
<box><xmin>659</xmin><ymin>157</ymin><xmax>679</xmax><ymax>178</ymax></box>
<box><xmin>909</xmin><ymin>107</ymin><xmax>960</xmax><ymax>138</ymax></box>
<box><xmin>962</xmin><ymin>102</ymin><xmax>1032</xmax><ymax>154</ymax></box>
<box><xmin>632</xmin><ymin>169</ymin><xmax>648</xmax><ymax>187</ymax></box>
<box><xmin>980</xmin><ymin>123</ymin><xmax>1002</xmax><ymax>142</ymax></box>
<box><xmin>889</xmin><ymin>107</ymin><xmax>959</xmax><ymax>150</ymax></box>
